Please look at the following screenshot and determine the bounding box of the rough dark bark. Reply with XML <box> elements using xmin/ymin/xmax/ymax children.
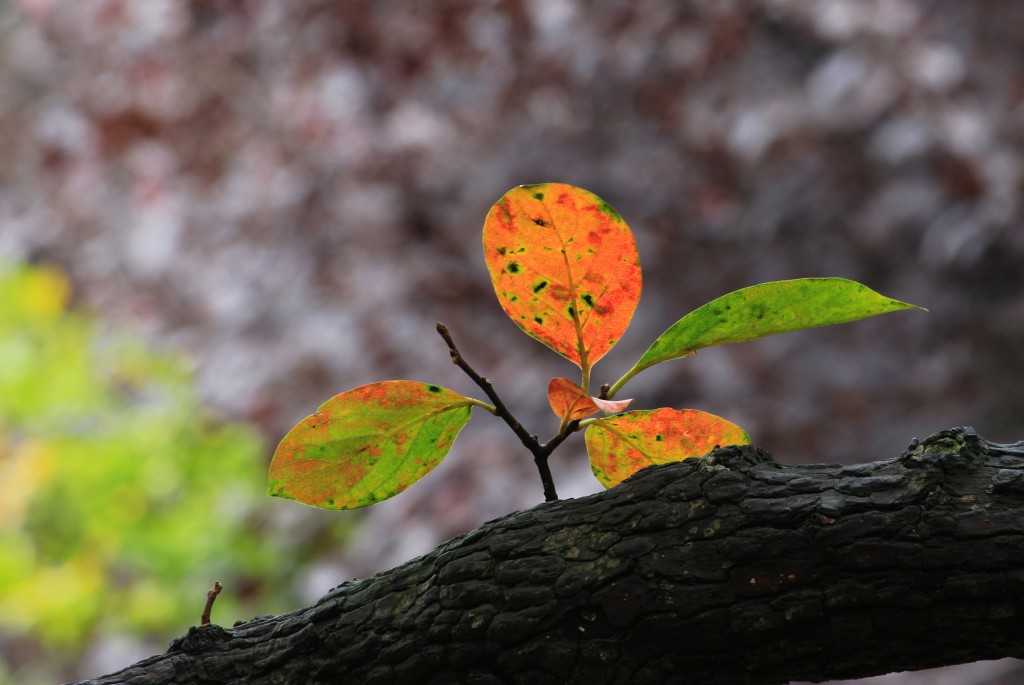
<box><xmin>72</xmin><ymin>427</ymin><xmax>1024</xmax><ymax>685</ymax></box>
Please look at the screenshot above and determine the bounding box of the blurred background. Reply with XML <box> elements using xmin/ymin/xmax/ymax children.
<box><xmin>0</xmin><ymin>1</ymin><xmax>1021</xmax><ymax>683</ymax></box>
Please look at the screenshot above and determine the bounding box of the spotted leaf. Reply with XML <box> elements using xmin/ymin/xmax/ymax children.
<box><xmin>267</xmin><ymin>381</ymin><xmax>473</xmax><ymax>510</ymax></box>
<box><xmin>483</xmin><ymin>183</ymin><xmax>641</xmax><ymax>369</ymax></box>
<box><xmin>585</xmin><ymin>408</ymin><xmax>750</xmax><ymax>488</ymax></box>
<box><xmin>611</xmin><ymin>278</ymin><xmax>923</xmax><ymax>396</ymax></box>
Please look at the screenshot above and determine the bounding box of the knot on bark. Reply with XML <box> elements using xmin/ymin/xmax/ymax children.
<box><xmin>900</xmin><ymin>426</ymin><xmax>984</xmax><ymax>471</ymax></box>
<box><xmin>168</xmin><ymin>624</ymin><xmax>233</xmax><ymax>655</ymax></box>
<box><xmin>702</xmin><ymin>444</ymin><xmax>776</xmax><ymax>471</ymax></box>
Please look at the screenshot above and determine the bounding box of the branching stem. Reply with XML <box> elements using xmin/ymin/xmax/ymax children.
<box><xmin>437</xmin><ymin>323</ymin><xmax>580</xmax><ymax>501</ymax></box>
<box><xmin>605</xmin><ymin>363</ymin><xmax>641</xmax><ymax>399</ymax></box>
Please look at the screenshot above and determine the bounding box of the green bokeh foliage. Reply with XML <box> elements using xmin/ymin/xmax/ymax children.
<box><xmin>0</xmin><ymin>263</ymin><xmax>295</xmax><ymax>682</ymax></box>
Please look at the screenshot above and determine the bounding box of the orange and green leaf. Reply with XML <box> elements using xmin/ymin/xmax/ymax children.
<box><xmin>608</xmin><ymin>278</ymin><xmax>923</xmax><ymax>397</ymax></box>
<box><xmin>585</xmin><ymin>408</ymin><xmax>750</xmax><ymax>488</ymax></box>
<box><xmin>267</xmin><ymin>381</ymin><xmax>473</xmax><ymax>510</ymax></box>
<box><xmin>547</xmin><ymin>377</ymin><xmax>632</xmax><ymax>421</ymax></box>
<box><xmin>482</xmin><ymin>183</ymin><xmax>642</xmax><ymax>374</ymax></box>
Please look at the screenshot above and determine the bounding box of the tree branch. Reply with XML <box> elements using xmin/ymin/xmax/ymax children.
<box><xmin>71</xmin><ymin>427</ymin><xmax>1024</xmax><ymax>685</ymax></box>
<box><xmin>436</xmin><ymin>322</ymin><xmax>578</xmax><ymax>501</ymax></box>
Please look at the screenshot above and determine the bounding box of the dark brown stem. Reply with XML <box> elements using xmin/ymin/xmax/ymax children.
<box><xmin>436</xmin><ymin>323</ymin><xmax>580</xmax><ymax>502</ymax></box>
<box><xmin>200</xmin><ymin>581</ymin><xmax>223</xmax><ymax>627</ymax></box>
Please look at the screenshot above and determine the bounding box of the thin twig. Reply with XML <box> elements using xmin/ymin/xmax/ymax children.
<box><xmin>436</xmin><ymin>323</ymin><xmax>537</xmax><ymax>449</ymax></box>
<box><xmin>201</xmin><ymin>581</ymin><xmax>223</xmax><ymax>627</ymax></box>
<box><xmin>436</xmin><ymin>323</ymin><xmax>582</xmax><ymax>502</ymax></box>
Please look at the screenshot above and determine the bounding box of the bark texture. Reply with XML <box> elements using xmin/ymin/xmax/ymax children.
<box><xmin>72</xmin><ymin>427</ymin><xmax>1024</xmax><ymax>685</ymax></box>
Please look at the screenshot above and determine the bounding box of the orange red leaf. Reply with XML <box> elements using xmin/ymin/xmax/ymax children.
<box><xmin>547</xmin><ymin>377</ymin><xmax>633</xmax><ymax>421</ymax></box>
<box><xmin>585</xmin><ymin>408</ymin><xmax>750</xmax><ymax>488</ymax></box>
<box><xmin>548</xmin><ymin>377</ymin><xmax>599</xmax><ymax>421</ymax></box>
<box><xmin>483</xmin><ymin>183</ymin><xmax>641</xmax><ymax>369</ymax></box>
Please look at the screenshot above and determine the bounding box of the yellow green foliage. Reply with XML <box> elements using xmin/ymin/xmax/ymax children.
<box><xmin>0</xmin><ymin>263</ymin><xmax>293</xmax><ymax>682</ymax></box>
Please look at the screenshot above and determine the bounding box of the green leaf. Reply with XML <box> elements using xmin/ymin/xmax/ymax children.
<box><xmin>585</xmin><ymin>408</ymin><xmax>750</xmax><ymax>488</ymax></box>
<box><xmin>267</xmin><ymin>381</ymin><xmax>474</xmax><ymax>510</ymax></box>
<box><xmin>610</xmin><ymin>278</ymin><xmax>923</xmax><ymax>395</ymax></box>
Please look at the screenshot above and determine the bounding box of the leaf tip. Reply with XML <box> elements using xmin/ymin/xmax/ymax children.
<box><xmin>890</xmin><ymin>297</ymin><xmax>927</xmax><ymax>313</ymax></box>
<box><xmin>592</xmin><ymin>396</ymin><xmax>633</xmax><ymax>414</ymax></box>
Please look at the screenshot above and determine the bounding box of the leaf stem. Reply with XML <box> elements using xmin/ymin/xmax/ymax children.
<box><xmin>437</xmin><ymin>323</ymin><xmax>580</xmax><ymax>502</ymax></box>
<box><xmin>466</xmin><ymin>397</ymin><xmax>498</xmax><ymax>414</ymax></box>
<box><xmin>605</xmin><ymin>361</ymin><xmax>645</xmax><ymax>399</ymax></box>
